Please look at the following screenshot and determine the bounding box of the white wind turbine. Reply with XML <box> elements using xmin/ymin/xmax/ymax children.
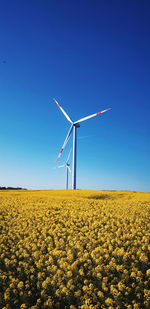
<box><xmin>55</xmin><ymin>149</ymin><xmax>72</xmax><ymax>190</ymax></box>
<box><xmin>53</xmin><ymin>98</ymin><xmax>111</xmax><ymax>189</ymax></box>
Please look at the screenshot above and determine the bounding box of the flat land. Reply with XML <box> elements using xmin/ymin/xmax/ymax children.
<box><xmin>0</xmin><ymin>190</ymin><xmax>150</xmax><ymax>309</ymax></box>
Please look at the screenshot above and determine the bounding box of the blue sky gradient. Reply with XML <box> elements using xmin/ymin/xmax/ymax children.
<box><xmin>0</xmin><ymin>0</ymin><xmax>150</xmax><ymax>191</ymax></box>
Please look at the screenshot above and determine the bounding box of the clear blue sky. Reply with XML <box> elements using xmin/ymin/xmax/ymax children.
<box><xmin>0</xmin><ymin>0</ymin><xmax>150</xmax><ymax>191</ymax></box>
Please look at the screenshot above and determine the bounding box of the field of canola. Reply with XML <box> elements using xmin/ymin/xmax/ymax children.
<box><xmin>0</xmin><ymin>189</ymin><xmax>150</xmax><ymax>309</ymax></box>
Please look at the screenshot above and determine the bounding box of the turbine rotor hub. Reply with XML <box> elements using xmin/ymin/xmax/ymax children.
<box><xmin>73</xmin><ymin>123</ymin><xmax>80</xmax><ymax>128</ymax></box>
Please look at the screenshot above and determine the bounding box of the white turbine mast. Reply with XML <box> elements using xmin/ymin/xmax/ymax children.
<box><xmin>53</xmin><ymin>98</ymin><xmax>111</xmax><ymax>189</ymax></box>
<box><xmin>55</xmin><ymin>149</ymin><xmax>72</xmax><ymax>190</ymax></box>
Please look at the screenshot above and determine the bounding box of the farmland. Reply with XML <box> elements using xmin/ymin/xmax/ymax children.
<box><xmin>0</xmin><ymin>190</ymin><xmax>150</xmax><ymax>309</ymax></box>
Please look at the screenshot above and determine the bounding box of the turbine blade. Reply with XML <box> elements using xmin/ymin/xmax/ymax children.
<box><xmin>74</xmin><ymin>108</ymin><xmax>111</xmax><ymax>124</ymax></box>
<box><xmin>56</xmin><ymin>125</ymin><xmax>73</xmax><ymax>161</ymax></box>
<box><xmin>53</xmin><ymin>98</ymin><xmax>73</xmax><ymax>123</ymax></box>
<box><xmin>66</xmin><ymin>148</ymin><xmax>72</xmax><ymax>163</ymax></box>
<box><xmin>67</xmin><ymin>166</ymin><xmax>71</xmax><ymax>174</ymax></box>
<box><xmin>55</xmin><ymin>165</ymin><xmax>66</xmax><ymax>168</ymax></box>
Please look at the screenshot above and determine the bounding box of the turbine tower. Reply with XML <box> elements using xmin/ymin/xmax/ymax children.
<box><xmin>53</xmin><ymin>98</ymin><xmax>111</xmax><ymax>189</ymax></box>
<box><xmin>55</xmin><ymin>149</ymin><xmax>72</xmax><ymax>189</ymax></box>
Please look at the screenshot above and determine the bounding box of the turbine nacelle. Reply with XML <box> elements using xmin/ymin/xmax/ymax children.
<box><xmin>73</xmin><ymin>123</ymin><xmax>80</xmax><ymax>128</ymax></box>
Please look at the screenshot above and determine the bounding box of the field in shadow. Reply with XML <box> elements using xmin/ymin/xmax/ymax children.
<box><xmin>87</xmin><ymin>193</ymin><xmax>125</xmax><ymax>200</ymax></box>
<box><xmin>88</xmin><ymin>194</ymin><xmax>112</xmax><ymax>200</ymax></box>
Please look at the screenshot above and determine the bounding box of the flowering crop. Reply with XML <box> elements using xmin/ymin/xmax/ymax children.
<box><xmin>0</xmin><ymin>190</ymin><xmax>150</xmax><ymax>308</ymax></box>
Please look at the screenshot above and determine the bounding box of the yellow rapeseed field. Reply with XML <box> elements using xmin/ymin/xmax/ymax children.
<box><xmin>0</xmin><ymin>190</ymin><xmax>150</xmax><ymax>309</ymax></box>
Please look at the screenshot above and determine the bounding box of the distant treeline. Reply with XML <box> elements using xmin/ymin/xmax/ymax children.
<box><xmin>0</xmin><ymin>187</ymin><xmax>27</xmax><ymax>190</ymax></box>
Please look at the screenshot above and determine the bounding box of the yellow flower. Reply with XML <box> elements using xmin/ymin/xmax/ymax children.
<box><xmin>20</xmin><ymin>305</ymin><xmax>28</xmax><ymax>309</ymax></box>
<box><xmin>67</xmin><ymin>271</ymin><xmax>73</xmax><ymax>278</ymax></box>
<box><xmin>17</xmin><ymin>281</ymin><xmax>24</xmax><ymax>289</ymax></box>
<box><xmin>118</xmin><ymin>282</ymin><xmax>126</xmax><ymax>292</ymax></box>
<box><xmin>146</xmin><ymin>269</ymin><xmax>150</xmax><ymax>276</ymax></box>
<box><xmin>105</xmin><ymin>298</ymin><xmax>114</xmax><ymax>306</ymax></box>
<box><xmin>74</xmin><ymin>289</ymin><xmax>81</xmax><ymax>297</ymax></box>
<box><xmin>97</xmin><ymin>291</ymin><xmax>104</xmax><ymax>298</ymax></box>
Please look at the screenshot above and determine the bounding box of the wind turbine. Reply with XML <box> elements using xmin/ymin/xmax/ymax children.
<box><xmin>55</xmin><ymin>149</ymin><xmax>72</xmax><ymax>189</ymax></box>
<box><xmin>53</xmin><ymin>98</ymin><xmax>111</xmax><ymax>189</ymax></box>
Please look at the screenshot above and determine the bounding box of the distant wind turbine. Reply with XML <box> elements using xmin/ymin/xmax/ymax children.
<box><xmin>55</xmin><ymin>149</ymin><xmax>72</xmax><ymax>190</ymax></box>
<box><xmin>53</xmin><ymin>98</ymin><xmax>111</xmax><ymax>189</ymax></box>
